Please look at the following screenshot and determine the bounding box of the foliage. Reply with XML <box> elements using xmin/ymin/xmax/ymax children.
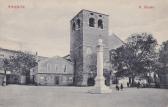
<box><xmin>3</xmin><ymin>51</ymin><xmax>38</xmax><ymax>75</ymax></box>
<box><xmin>110</xmin><ymin>33</ymin><xmax>158</xmax><ymax>80</ymax></box>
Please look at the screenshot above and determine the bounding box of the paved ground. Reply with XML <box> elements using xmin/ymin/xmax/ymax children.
<box><xmin>0</xmin><ymin>85</ymin><xmax>168</xmax><ymax>107</ymax></box>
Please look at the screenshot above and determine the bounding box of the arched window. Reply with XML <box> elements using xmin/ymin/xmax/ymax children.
<box><xmin>98</xmin><ymin>19</ymin><xmax>103</xmax><ymax>29</ymax></box>
<box><xmin>77</xmin><ymin>19</ymin><xmax>80</xmax><ymax>28</ymax></box>
<box><xmin>72</xmin><ymin>22</ymin><xmax>76</xmax><ymax>31</ymax></box>
<box><xmin>89</xmin><ymin>18</ymin><xmax>95</xmax><ymax>27</ymax></box>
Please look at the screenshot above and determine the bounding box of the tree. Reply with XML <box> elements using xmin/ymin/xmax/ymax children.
<box><xmin>159</xmin><ymin>40</ymin><xmax>168</xmax><ymax>73</ymax></box>
<box><xmin>110</xmin><ymin>33</ymin><xmax>158</xmax><ymax>85</ymax></box>
<box><xmin>3</xmin><ymin>51</ymin><xmax>38</xmax><ymax>84</ymax></box>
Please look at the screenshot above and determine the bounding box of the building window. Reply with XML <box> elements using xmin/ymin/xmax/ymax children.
<box><xmin>47</xmin><ymin>63</ymin><xmax>51</xmax><ymax>72</ymax></box>
<box><xmin>98</xmin><ymin>19</ymin><xmax>103</xmax><ymax>29</ymax></box>
<box><xmin>77</xmin><ymin>19</ymin><xmax>80</xmax><ymax>29</ymax></box>
<box><xmin>90</xmin><ymin>13</ymin><xmax>94</xmax><ymax>15</ymax></box>
<box><xmin>68</xmin><ymin>76</ymin><xmax>73</xmax><ymax>81</ymax></box>
<box><xmin>40</xmin><ymin>76</ymin><xmax>44</xmax><ymax>80</ymax></box>
<box><xmin>72</xmin><ymin>22</ymin><xmax>76</xmax><ymax>31</ymax></box>
<box><xmin>64</xmin><ymin>65</ymin><xmax>66</xmax><ymax>72</ymax></box>
<box><xmin>89</xmin><ymin>18</ymin><xmax>95</xmax><ymax>27</ymax></box>
<box><xmin>55</xmin><ymin>64</ymin><xmax>57</xmax><ymax>71</ymax></box>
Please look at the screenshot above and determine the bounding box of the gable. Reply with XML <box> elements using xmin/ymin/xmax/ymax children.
<box><xmin>108</xmin><ymin>34</ymin><xmax>124</xmax><ymax>50</ymax></box>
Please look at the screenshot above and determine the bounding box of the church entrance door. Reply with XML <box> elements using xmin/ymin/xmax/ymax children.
<box><xmin>87</xmin><ymin>78</ymin><xmax>95</xmax><ymax>86</ymax></box>
<box><xmin>55</xmin><ymin>76</ymin><xmax>59</xmax><ymax>85</ymax></box>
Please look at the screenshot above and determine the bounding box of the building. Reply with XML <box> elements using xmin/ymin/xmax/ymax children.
<box><xmin>35</xmin><ymin>56</ymin><xmax>74</xmax><ymax>86</ymax></box>
<box><xmin>159</xmin><ymin>67</ymin><xmax>168</xmax><ymax>88</ymax></box>
<box><xmin>0</xmin><ymin>10</ymin><xmax>124</xmax><ymax>87</ymax></box>
<box><xmin>70</xmin><ymin>9</ymin><xmax>109</xmax><ymax>86</ymax></box>
<box><xmin>29</xmin><ymin>56</ymin><xmax>48</xmax><ymax>84</ymax></box>
<box><xmin>0</xmin><ymin>10</ymin><xmax>124</xmax><ymax>86</ymax></box>
<box><xmin>70</xmin><ymin>9</ymin><xmax>123</xmax><ymax>86</ymax></box>
<box><xmin>0</xmin><ymin>48</ymin><xmax>47</xmax><ymax>85</ymax></box>
<box><xmin>108</xmin><ymin>33</ymin><xmax>124</xmax><ymax>50</ymax></box>
<box><xmin>0</xmin><ymin>48</ymin><xmax>21</xmax><ymax>85</ymax></box>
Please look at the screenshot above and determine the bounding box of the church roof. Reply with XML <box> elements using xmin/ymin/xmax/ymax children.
<box><xmin>108</xmin><ymin>33</ymin><xmax>124</xmax><ymax>50</ymax></box>
<box><xmin>0</xmin><ymin>47</ymin><xmax>20</xmax><ymax>54</ymax></box>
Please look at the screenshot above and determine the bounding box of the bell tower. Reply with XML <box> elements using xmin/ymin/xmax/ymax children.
<box><xmin>70</xmin><ymin>9</ymin><xmax>109</xmax><ymax>86</ymax></box>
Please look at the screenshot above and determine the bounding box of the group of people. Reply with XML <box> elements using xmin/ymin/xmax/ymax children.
<box><xmin>116</xmin><ymin>83</ymin><xmax>123</xmax><ymax>91</ymax></box>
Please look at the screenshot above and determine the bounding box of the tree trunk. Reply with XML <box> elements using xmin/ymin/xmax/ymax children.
<box><xmin>131</xmin><ymin>76</ymin><xmax>135</xmax><ymax>86</ymax></box>
<box><xmin>129</xmin><ymin>75</ymin><xmax>135</xmax><ymax>87</ymax></box>
<box><xmin>3</xmin><ymin>70</ymin><xmax>7</xmax><ymax>86</ymax></box>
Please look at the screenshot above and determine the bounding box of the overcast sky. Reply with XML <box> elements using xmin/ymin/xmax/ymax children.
<box><xmin>0</xmin><ymin>0</ymin><xmax>168</xmax><ymax>57</ymax></box>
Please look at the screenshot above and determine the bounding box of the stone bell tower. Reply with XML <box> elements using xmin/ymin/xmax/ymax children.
<box><xmin>70</xmin><ymin>9</ymin><xmax>109</xmax><ymax>86</ymax></box>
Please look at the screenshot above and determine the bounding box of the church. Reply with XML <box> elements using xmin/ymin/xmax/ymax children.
<box><xmin>0</xmin><ymin>10</ymin><xmax>124</xmax><ymax>86</ymax></box>
<box><xmin>0</xmin><ymin>10</ymin><xmax>168</xmax><ymax>88</ymax></box>
<box><xmin>34</xmin><ymin>9</ymin><xmax>124</xmax><ymax>86</ymax></box>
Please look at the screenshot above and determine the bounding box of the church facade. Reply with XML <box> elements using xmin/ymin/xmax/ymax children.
<box><xmin>34</xmin><ymin>56</ymin><xmax>74</xmax><ymax>86</ymax></box>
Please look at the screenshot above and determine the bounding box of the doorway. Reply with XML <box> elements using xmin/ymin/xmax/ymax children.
<box><xmin>55</xmin><ymin>76</ymin><xmax>59</xmax><ymax>85</ymax></box>
<box><xmin>87</xmin><ymin>78</ymin><xmax>95</xmax><ymax>86</ymax></box>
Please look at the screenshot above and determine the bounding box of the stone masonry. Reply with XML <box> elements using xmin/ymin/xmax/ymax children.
<box><xmin>70</xmin><ymin>9</ymin><xmax>109</xmax><ymax>86</ymax></box>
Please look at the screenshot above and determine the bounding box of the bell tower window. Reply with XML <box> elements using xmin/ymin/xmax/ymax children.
<box><xmin>72</xmin><ymin>22</ymin><xmax>76</xmax><ymax>31</ymax></box>
<box><xmin>98</xmin><ymin>19</ymin><xmax>103</xmax><ymax>29</ymax></box>
<box><xmin>77</xmin><ymin>19</ymin><xmax>80</xmax><ymax>28</ymax></box>
<box><xmin>89</xmin><ymin>18</ymin><xmax>95</xmax><ymax>27</ymax></box>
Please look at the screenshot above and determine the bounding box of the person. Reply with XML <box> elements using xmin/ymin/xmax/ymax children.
<box><xmin>2</xmin><ymin>80</ymin><xmax>6</xmax><ymax>86</ymax></box>
<box><xmin>116</xmin><ymin>84</ymin><xmax>119</xmax><ymax>91</ymax></box>
<box><xmin>120</xmin><ymin>83</ymin><xmax>123</xmax><ymax>90</ymax></box>
<box><xmin>137</xmin><ymin>81</ymin><xmax>140</xmax><ymax>88</ymax></box>
<box><xmin>127</xmin><ymin>82</ymin><xmax>129</xmax><ymax>87</ymax></box>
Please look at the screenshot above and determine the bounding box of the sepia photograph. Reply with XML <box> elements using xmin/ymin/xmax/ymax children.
<box><xmin>0</xmin><ymin>0</ymin><xmax>168</xmax><ymax>107</ymax></box>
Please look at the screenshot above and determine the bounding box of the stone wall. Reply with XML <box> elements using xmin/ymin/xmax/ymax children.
<box><xmin>35</xmin><ymin>74</ymin><xmax>73</xmax><ymax>86</ymax></box>
<box><xmin>35</xmin><ymin>56</ymin><xmax>74</xmax><ymax>86</ymax></box>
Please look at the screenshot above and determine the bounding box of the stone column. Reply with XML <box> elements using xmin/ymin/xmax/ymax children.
<box><xmin>89</xmin><ymin>38</ymin><xmax>112</xmax><ymax>94</ymax></box>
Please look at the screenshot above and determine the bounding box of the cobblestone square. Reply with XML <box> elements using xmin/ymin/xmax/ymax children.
<box><xmin>0</xmin><ymin>85</ymin><xmax>168</xmax><ymax>107</ymax></box>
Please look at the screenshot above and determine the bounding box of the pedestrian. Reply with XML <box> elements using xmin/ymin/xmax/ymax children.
<box><xmin>137</xmin><ymin>81</ymin><xmax>140</xmax><ymax>88</ymax></box>
<box><xmin>116</xmin><ymin>84</ymin><xmax>119</xmax><ymax>91</ymax></box>
<box><xmin>2</xmin><ymin>80</ymin><xmax>6</xmax><ymax>86</ymax></box>
<box><xmin>127</xmin><ymin>82</ymin><xmax>129</xmax><ymax>87</ymax></box>
<box><xmin>120</xmin><ymin>83</ymin><xmax>123</xmax><ymax>90</ymax></box>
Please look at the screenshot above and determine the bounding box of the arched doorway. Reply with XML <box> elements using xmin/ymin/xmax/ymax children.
<box><xmin>87</xmin><ymin>78</ymin><xmax>95</xmax><ymax>86</ymax></box>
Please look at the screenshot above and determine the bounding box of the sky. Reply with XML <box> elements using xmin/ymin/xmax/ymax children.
<box><xmin>0</xmin><ymin>0</ymin><xmax>168</xmax><ymax>57</ymax></box>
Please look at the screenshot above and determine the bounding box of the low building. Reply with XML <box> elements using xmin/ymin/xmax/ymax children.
<box><xmin>29</xmin><ymin>56</ymin><xmax>48</xmax><ymax>84</ymax></box>
<box><xmin>159</xmin><ymin>72</ymin><xmax>168</xmax><ymax>89</ymax></box>
<box><xmin>0</xmin><ymin>47</ymin><xmax>45</xmax><ymax>85</ymax></box>
<box><xmin>35</xmin><ymin>56</ymin><xmax>74</xmax><ymax>86</ymax></box>
<box><xmin>0</xmin><ymin>48</ymin><xmax>20</xmax><ymax>85</ymax></box>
